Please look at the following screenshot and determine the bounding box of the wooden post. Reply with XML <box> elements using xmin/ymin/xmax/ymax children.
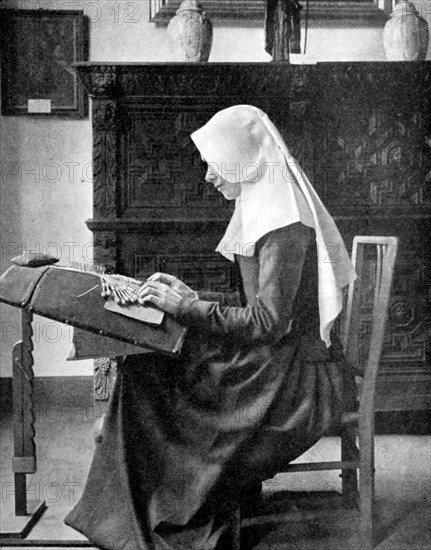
<box><xmin>230</xmin><ymin>506</ymin><xmax>242</xmax><ymax>550</ymax></box>
<box><xmin>12</xmin><ymin>310</ymin><xmax>37</xmax><ymax>515</ymax></box>
<box><xmin>341</xmin><ymin>425</ymin><xmax>359</xmax><ymax>507</ymax></box>
<box><xmin>0</xmin><ymin>309</ymin><xmax>47</xmax><ymax>539</ymax></box>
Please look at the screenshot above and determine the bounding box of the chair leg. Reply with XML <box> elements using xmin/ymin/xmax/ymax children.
<box><xmin>358</xmin><ymin>432</ymin><xmax>375</xmax><ymax>550</ymax></box>
<box><xmin>229</xmin><ymin>506</ymin><xmax>241</xmax><ymax>550</ymax></box>
<box><xmin>341</xmin><ymin>425</ymin><xmax>359</xmax><ymax>507</ymax></box>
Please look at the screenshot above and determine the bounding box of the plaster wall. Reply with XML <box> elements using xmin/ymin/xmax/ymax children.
<box><xmin>0</xmin><ymin>0</ymin><xmax>427</xmax><ymax>376</ymax></box>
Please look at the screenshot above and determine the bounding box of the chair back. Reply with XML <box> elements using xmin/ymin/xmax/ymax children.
<box><xmin>343</xmin><ymin>236</ymin><xmax>398</xmax><ymax>420</ymax></box>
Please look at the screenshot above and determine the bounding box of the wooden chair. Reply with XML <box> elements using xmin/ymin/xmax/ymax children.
<box><xmin>230</xmin><ymin>236</ymin><xmax>399</xmax><ymax>550</ymax></box>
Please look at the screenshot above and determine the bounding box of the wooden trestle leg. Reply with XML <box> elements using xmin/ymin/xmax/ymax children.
<box><xmin>0</xmin><ymin>310</ymin><xmax>46</xmax><ymax>540</ymax></box>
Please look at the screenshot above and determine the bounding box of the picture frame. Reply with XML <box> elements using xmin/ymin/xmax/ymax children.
<box><xmin>149</xmin><ymin>0</ymin><xmax>390</xmax><ymax>26</ymax></box>
<box><xmin>0</xmin><ymin>9</ymin><xmax>89</xmax><ymax>118</ymax></box>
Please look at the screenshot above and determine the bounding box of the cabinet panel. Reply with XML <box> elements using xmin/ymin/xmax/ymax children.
<box><xmin>76</xmin><ymin>62</ymin><xmax>431</xmax><ymax>410</ymax></box>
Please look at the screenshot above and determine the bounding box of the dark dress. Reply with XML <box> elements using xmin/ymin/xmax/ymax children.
<box><xmin>65</xmin><ymin>222</ymin><xmax>357</xmax><ymax>550</ymax></box>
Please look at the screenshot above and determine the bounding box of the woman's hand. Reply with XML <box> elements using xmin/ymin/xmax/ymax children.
<box><xmin>147</xmin><ymin>273</ymin><xmax>198</xmax><ymax>300</ymax></box>
<box><xmin>137</xmin><ymin>273</ymin><xmax>198</xmax><ymax>315</ymax></box>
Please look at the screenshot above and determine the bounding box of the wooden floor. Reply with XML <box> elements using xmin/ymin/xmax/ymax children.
<box><xmin>1</xmin><ymin>405</ymin><xmax>430</xmax><ymax>550</ymax></box>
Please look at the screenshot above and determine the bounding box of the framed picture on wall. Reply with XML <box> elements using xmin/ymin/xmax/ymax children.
<box><xmin>0</xmin><ymin>9</ymin><xmax>89</xmax><ymax>118</ymax></box>
<box><xmin>149</xmin><ymin>0</ymin><xmax>391</xmax><ymax>24</ymax></box>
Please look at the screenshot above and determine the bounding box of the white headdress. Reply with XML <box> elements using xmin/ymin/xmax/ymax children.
<box><xmin>191</xmin><ymin>105</ymin><xmax>356</xmax><ymax>346</ymax></box>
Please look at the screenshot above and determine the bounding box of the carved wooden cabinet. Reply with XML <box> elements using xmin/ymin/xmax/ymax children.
<box><xmin>75</xmin><ymin>62</ymin><xmax>431</xmax><ymax>411</ymax></box>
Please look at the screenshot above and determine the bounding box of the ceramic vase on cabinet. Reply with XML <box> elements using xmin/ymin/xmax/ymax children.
<box><xmin>167</xmin><ymin>0</ymin><xmax>213</xmax><ymax>62</ymax></box>
<box><xmin>383</xmin><ymin>0</ymin><xmax>429</xmax><ymax>61</ymax></box>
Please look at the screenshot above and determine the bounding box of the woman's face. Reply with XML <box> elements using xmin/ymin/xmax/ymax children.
<box><xmin>204</xmin><ymin>163</ymin><xmax>241</xmax><ymax>200</ymax></box>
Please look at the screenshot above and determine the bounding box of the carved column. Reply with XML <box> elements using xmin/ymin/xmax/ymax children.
<box><xmin>83</xmin><ymin>67</ymin><xmax>122</xmax><ymax>400</ymax></box>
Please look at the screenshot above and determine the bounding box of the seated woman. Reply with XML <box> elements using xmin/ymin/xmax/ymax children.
<box><xmin>65</xmin><ymin>105</ymin><xmax>358</xmax><ymax>550</ymax></box>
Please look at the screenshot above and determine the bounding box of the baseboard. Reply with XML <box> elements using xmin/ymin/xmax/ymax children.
<box><xmin>0</xmin><ymin>376</ymin><xmax>95</xmax><ymax>415</ymax></box>
<box><xmin>375</xmin><ymin>410</ymin><xmax>431</xmax><ymax>435</ymax></box>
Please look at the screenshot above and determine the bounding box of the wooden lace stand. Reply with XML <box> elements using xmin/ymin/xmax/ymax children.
<box><xmin>0</xmin><ymin>310</ymin><xmax>91</xmax><ymax>546</ymax></box>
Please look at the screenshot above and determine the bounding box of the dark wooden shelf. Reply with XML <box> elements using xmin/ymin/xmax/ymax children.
<box><xmin>86</xmin><ymin>208</ymin><xmax>431</xmax><ymax>234</ymax></box>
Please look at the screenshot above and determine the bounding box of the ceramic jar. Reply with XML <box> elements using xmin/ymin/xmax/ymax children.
<box><xmin>167</xmin><ymin>0</ymin><xmax>213</xmax><ymax>62</ymax></box>
<box><xmin>383</xmin><ymin>0</ymin><xmax>429</xmax><ymax>61</ymax></box>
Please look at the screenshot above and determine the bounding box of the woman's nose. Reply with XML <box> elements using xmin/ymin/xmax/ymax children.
<box><xmin>205</xmin><ymin>167</ymin><xmax>217</xmax><ymax>183</ymax></box>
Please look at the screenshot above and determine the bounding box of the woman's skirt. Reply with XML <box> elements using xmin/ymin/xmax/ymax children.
<box><xmin>65</xmin><ymin>333</ymin><xmax>356</xmax><ymax>550</ymax></box>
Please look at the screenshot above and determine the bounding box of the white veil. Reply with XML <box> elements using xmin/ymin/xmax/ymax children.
<box><xmin>191</xmin><ymin>105</ymin><xmax>356</xmax><ymax>346</ymax></box>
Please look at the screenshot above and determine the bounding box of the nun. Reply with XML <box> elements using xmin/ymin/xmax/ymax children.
<box><xmin>65</xmin><ymin>105</ymin><xmax>358</xmax><ymax>550</ymax></box>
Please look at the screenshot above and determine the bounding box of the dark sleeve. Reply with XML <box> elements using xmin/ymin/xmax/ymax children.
<box><xmin>196</xmin><ymin>291</ymin><xmax>242</xmax><ymax>306</ymax></box>
<box><xmin>175</xmin><ymin>223</ymin><xmax>313</xmax><ymax>343</ymax></box>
